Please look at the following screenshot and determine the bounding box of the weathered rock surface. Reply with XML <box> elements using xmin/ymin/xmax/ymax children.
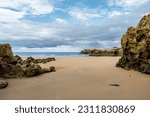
<box><xmin>22</xmin><ymin>56</ymin><xmax>55</xmax><ymax>65</ymax></box>
<box><xmin>116</xmin><ymin>14</ymin><xmax>150</xmax><ymax>74</ymax></box>
<box><xmin>0</xmin><ymin>43</ymin><xmax>56</xmax><ymax>80</ymax></box>
<box><xmin>0</xmin><ymin>80</ymin><xmax>8</xmax><ymax>89</ymax></box>
<box><xmin>23</xmin><ymin>64</ymin><xmax>43</xmax><ymax>77</ymax></box>
<box><xmin>43</xmin><ymin>66</ymin><xmax>56</xmax><ymax>73</ymax></box>
<box><xmin>0</xmin><ymin>44</ymin><xmax>17</xmax><ymax>65</ymax></box>
<box><xmin>0</xmin><ymin>44</ymin><xmax>13</xmax><ymax>59</ymax></box>
<box><xmin>2</xmin><ymin>63</ymin><xmax>24</xmax><ymax>78</ymax></box>
<box><xmin>81</xmin><ymin>48</ymin><xmax>122</xmax><ymax>56</ymax></box>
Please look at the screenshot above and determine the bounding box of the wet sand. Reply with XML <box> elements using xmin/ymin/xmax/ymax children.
<box><xmin>0</xmin><ymin>57</ymin><xmax>150</xmax><ymax>100</ymax></box>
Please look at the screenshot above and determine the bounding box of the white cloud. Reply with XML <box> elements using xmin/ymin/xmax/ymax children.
<box><xmin>0</xmin><ymin>8</ymin><xmax>25</xmax><ymax>21</ymax></box>
<box><xmin>97</xmin><ymin>40</ymin><xmax>120</xmax><ymax>48</ymax></box>
<box><xmin>108</xmin><ymin>11</ymin><xmax>123</xmax><ymax>17</ymax></box>
<box><xmin>108</xmin><ymin>11</ymin><xmax>130</xmax><ymax>18</ymax></box>
<box><xmin>0</xmin><ymin>0</ymin><xmax>54</xmax><ymax>16</ymax></box>
<box><xmin>13</xmin><ymin>46</ymin><xmax>81</xmax><ymax>52</ymax></box>
<box><xmin>23</xmin><ymin>0</ymin><xmax>54</xmax><ymax>15</ymax></box>
<box><xmin>69</xmin><ymin>7</ymin><xmax>101</xmax><ymax>21</ymax></box>
<box><xmin>55</xmin><ymin>18</ymin><xmax>68</xmax><ymax>25</ymax></box>
<box><xmin>0</xmin><ymin>20</ymin><xmax>66</xmax><ymax>41</ymax></box>
<box><xmin>108</xmin><ymin>0</ymin><xmax>149</xmax><ymax>7</ymax></box>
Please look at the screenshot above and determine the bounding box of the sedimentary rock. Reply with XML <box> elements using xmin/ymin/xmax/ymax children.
<box><xmin>23</xmin><ymin>64</ymin><xmax>43</xmax><ymax>77</ymax></box>
<box><xmin>0</xmin><ymin>44</ymin><xmax>17</xmax><ymax>64</ymax></box>
<box><xmin>81</xmin><ymin>48</ymin><xmax>122</xmax><ymax>56</ymax></box>
<box><xmin>0</xmin><ymin>44</ymin><xmax>13</xmax><ymax>59</ymax></box>
<box><xmin>116</xmin><ymin>14</ymin><xmax>150</xmax><ymax>74</ymax></box>
<box><xmin>0</xmin><ymin>43</ymin><xmax>56</xmax><ymax>79</ymax></box>
<box><xmin>2</xmin><ymin>63</ymin><xmax>24</xmax><ymax>78</ymax></box>
<box><xmin>22</xmin><ymin>57</ymin><xmax>55</xmax><ymax>65</ymax></box>
<box><xmin>15</xmin><ymin>55</ymin><xmax>23</xmax><ymax>64</ymax></box>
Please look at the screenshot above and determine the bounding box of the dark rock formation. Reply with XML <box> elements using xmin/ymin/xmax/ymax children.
<box><xmin>116</xmin><ymin>14</ymin><xmax>150</xmax><ymax>74</ymax></box>
<box><xmin>0</xmin><ymin>44</ymin><xmax>13</xmax><ymax>59</ymax></box>
<box><xmin>0</xmin><ymin>80</ymin><xmax>8</xmax><ymax>89</ymax></box>
<box><xmin>2</xmin><ymin>63</ymin><xmax>24</xmax><ymax>78</ymax></box>
<box><xmin>0</xmin><ymin>43</ymin><xmax>56</xmax><ymax>80</ymax></box>
<box><xmin>81</xmin><ymin>48</ymin><xmax>122</xmax><ymax>56</ymax></box>
<box><xmin>22</xmin><ymin>56</ymin><xmax>55</xmax><ymax>65</ymax></box>
<box><xmin>15</xmin><ymin>55</ymin><xmax>23</xmax><ymax>64</ymax></box>
<box><xmin>0</xmin><ymin>44</ymin><xmax>17</xmax><ymax>64</ymax></box>
<box><xmin>23</xmin><ymin>64</ymin><xmax>43</xmax><ymax>77</ymax></box>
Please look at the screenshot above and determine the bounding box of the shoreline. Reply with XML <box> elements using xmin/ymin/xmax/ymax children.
<box><xmin>0</xmin><ymin>56</ymin><xmax>150</xmax><ymax>100</ymax></box>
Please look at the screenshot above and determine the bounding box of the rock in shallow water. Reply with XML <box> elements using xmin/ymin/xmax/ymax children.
<box><xmin>116</xmin><ymin>14</ymin><xmax>150</xmax><ymax>74</ymax></box>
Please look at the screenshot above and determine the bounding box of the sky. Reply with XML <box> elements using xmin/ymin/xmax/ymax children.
<box><xmin>0</xmin><ymin>0</ymin><xmax>150</xmax><ymax>52</ymax></box>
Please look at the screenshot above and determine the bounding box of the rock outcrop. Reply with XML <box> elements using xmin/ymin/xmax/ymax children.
<box><xmin>22</xmin><ymin>56</ymin><xmax>55</xmax><ymax>65</ymax></box>
<box><xmin>81</xmin><ymin>48</ymin><xmax>122</xmax><ymax>56</ymax></box>
<box><xmin>116</xmin><ymin>14</ymin><xmax>150</xmax><ymax>74</ymax></box>
<box><xmin>0</xmin><ymin>44</ymin><xmax>13</xmax><ymax>59</ymax></box>
<box><xmin>0</xmin><ymin>43</ymin><xmax>56</xmax><ymax>88</ymax></box>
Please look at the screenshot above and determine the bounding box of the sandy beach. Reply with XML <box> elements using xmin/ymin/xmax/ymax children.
<box><xmin>0</xmin><ymin>57</ymin><xmax>150</xmax><ymax>100</ymax></box>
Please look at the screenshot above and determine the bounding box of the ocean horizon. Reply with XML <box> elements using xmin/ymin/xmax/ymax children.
<box><xmin>14</xmin><ymin>52</ymin><xmax>85</xmax><ymax>57</ymax></box>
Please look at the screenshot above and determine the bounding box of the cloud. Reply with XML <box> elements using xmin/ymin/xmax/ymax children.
<box><xmin>0</xmin><ymin>8</ymin><xmax>25</xmax><ymax>21</ymax></box>
<box><xmin>108</xmin><ymin>11</ymin><xmax>123</xmax><ymax>17</ymax></box>
<box><xmin>69</xmin><ymin>7</ymin><xmax>101</xmax><ymax>21</ymax></box>
<box><xmin>13</xmin><ymin>45</ymin><xmax>81</xmax><ymax>52</ymax></box>
<box><xmin>0</xmin><ymin>0</ymin><xmax>150</xmax><ymax>52</ymax></box>
<box><xmin>108</xmin><ymin>0</ymin><xmax>149</xmax><ymax>7</ymax></box>
<box><xmin>55</xmin><ymin>18</ymin><xmax>68</xmax><ymax>25</ymax></box>
<box><xmin>0</xmin><ymin>0</ymin><xmax>54</xmax><ymax>16</ymax></box>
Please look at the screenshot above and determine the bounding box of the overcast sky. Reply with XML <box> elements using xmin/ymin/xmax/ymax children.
<box><xmin>0</xmin><ymin>0</ymin><xmax>149</xmax><ymax>52</ymax></box>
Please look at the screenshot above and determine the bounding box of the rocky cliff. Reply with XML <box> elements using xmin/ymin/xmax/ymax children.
<box><xmin>116</xmin><ymin>14</ymin><xmax>150</xmax><ymax>74</ymax></box>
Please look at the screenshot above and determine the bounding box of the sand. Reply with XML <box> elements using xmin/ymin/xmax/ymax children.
<box><xmin>0</xmin><ymin>57</ymin><xmax>150</xmax><ymax>100</ymax></box>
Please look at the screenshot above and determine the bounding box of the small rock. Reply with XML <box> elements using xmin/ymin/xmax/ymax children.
<box><xmin>49</xmin><ymin>66</ymin><xmax>56</xmax><ymax>72</ymax></box>
<box><xmin>109</xmin><ymin>84</ymin><xmax>120</xmax><ymax>87</ymax></box>
<box><xmin>0</xmin><ymin>80</ymin><xmax>8</xmax><ymax>89</ymax></box>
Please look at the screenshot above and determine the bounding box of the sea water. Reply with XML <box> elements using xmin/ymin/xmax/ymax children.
<box><xmin>14</xmin><ymin>52</ymin><xmax>85</xmax><ymax>57</ymax></box>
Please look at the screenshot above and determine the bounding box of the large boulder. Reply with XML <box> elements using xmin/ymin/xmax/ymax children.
<box><xmin>116</xmin><ymin>14</ymin><xmax>150</xmax><ymax>74</ymax></box>
<box><xmin>0</xmin><ymin>44</ymin><xmax>13</xmax><ymax>58</ymax></box>
<box><xmin>0</xmin><ymin>44</ymin><xmax>16</xmax><ymax>64</ymax></box>
<box><xmin>2</xmin><ymin>63</ymin><xmax>25</xmax><ymax>78</ymax></box>
<box><xmin>23</xmin><ymin>64</ymin><xmax>43</xmax><ymax>77</ymax></box>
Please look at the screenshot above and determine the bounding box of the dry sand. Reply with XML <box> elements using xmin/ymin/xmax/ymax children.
<box><xmin>0</xmin><ymin>57</ymin><xmax>150</xmax><ymax>100</ymax></box>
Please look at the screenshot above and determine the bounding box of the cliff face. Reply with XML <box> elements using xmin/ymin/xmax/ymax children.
<box><xmin>116</xmin><ymin>14</ymin><xmax>150</xmax><ymax>74</ymax></box>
